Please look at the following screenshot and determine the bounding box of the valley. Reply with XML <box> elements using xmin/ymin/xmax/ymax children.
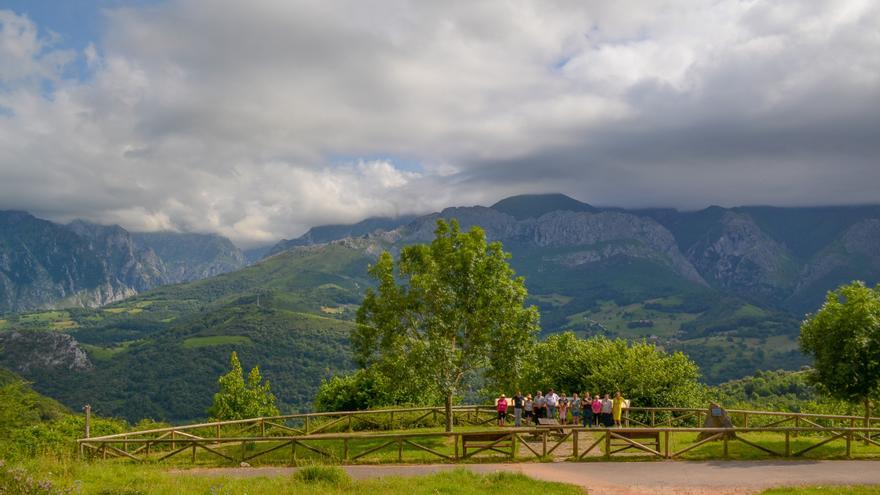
<box><xmin>0</xmin><ymin>194</ymin><xmax>878</xmax><ymax>422</ymax></box>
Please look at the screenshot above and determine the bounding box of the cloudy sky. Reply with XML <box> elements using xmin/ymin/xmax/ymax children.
<box><xmin>0</xmin><ymin>0</ymin><xmax>878</xmax><ymax>246</ymax></box>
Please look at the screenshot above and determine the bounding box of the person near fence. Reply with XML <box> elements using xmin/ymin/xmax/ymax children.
<box><xmin>601</xmin><ymin>393</ymin><xmax>614</xmax><ymax>427</ymax></box>
<box><xmin>534</xmin><ymin>391</ymin><xmax>545</xmax><ymax>423</ymax></box>
<box><xmin>496</xmin><ymin>393</ymin><xmax>508</xmax><ymax>426</ymax></box>
<box><xmin>571</xmin><ymin>393</ymin><xmax>581</xmax><ymax>426</ymax></box>
<box><xmin>592</xmin><ymin>394</ymin><xmax>603</xmax><ymax>426</ymax></box>
<box><xmin>559</xmin><ymin>393</ymin><xmax>569</xmax><ymax>425</ymax></box>
<box><xmin>613</xmin><ymin>391</ymin><xmax>627</xmax><ymax>427</ymax></box>
<box><xmin>581</xmin><ymin>392</ymin><xmax>593</xmax><ymax>427</ymax></box>
<box><xmin>524</xmin><ymin>394</ymin><xmax>534</xmax><ymax>424</ymax></box>
<box><xmin>513</xmin><ymin>390</ymin><xmax>525</xmax><ymax>427</ymax></box>
<box><xmin>546</xmin><ymin>389</ymin><xmax>559</xmax><ymax>420</ymax></box>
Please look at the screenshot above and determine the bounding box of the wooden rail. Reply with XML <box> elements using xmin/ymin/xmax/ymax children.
<box><xmin>77</xmin><ymin>405</ymin><xmax>880</xmax><ymax>465</ymax></box>
<box><xmin>78</xmin><ymin>425</ymin><xmax>880</xmax><ymax>464</ymax></box>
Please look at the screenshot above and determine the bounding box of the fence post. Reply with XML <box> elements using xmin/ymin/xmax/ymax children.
<box><xmin>651</xmin><ymin>410</ymin><xmax>656</xmax><ymax>427</ymax></box>
<box><xmin>784</xmin><ymin>431</ymin><xmax>790</xmax><ymax>457</ymax></box>
<box><xmin>542</xmin><ymin>430</ymin><xmax>548</xmax><ymax>457</ymax></box>
<box><xmin>454</xmin><ymin>433</ymin><xmax>459</xmax><ymax>460</ymax></box>
<box><xmin>664</xmin><ymin>431</ymin><xmax>670</xmax><ymax>458</ymax></box>
<box><xmin>846</xmin><ymin>431</ymin><xmax>852</xmax><ymax>458</ymax></box>
<box><xmin>260</xmin><ymin>419</ymin><xmax>265</xmax><ymax>437</ymax></box>
<box><xmin>743</xmin><ymin>413</ymin><xmax>749</xmax><ymax>428</ymax></box>
<box><xmin>604</xmin><ymin>431</ymin><xmax>611</xmax><ymax>459</ymax></box>
<box><xmin>794</xmin><ymin>416</ymin><xmax>799</xmax><ymax>438</ymax></box>
<box><xmin>572</xmin><ymin>430</ymin><xmax>579</xmax><ymax>459</ymax></box>
<box><xmin>83</xmin><ymin>404</ymin><xmax>91</xmax><ymax>439</ymax></box>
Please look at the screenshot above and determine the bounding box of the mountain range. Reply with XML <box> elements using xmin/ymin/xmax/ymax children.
<box><xmin>0</xmin><ymin>211</ymin><xmax>246</xmax><ymax>313</ymax></box>
<box><xmin>1</xmin><ymin>194</ymin><xmax>878</xmax><ymax>422</ymax></box>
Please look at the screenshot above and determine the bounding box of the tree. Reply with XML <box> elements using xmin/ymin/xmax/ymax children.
<box><xmin>354</xmin><ymin>219</ymin><xmax>540</xmax><ymax>431</ymax></box>
<box><xmin>208</xmin><ymin>351</ymin><xmax>280</xmax><ymax>420</ymax></box>
<box><xmin>800</xmin><ymin>281</ymin><xmax>880</xmax><ymax>429</ymax></box>
<box><xmin>522</xmin><ymin>332</ymin><xmax>706</xmax><ymax>409</ymax></box>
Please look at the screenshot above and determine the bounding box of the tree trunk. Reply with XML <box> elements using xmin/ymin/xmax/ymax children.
<box><xmin>445</xmin><ymin>393</ymin><xmax>454</xmax><ymax>433</ymax></box>
<box><xmin>865</xmin><ymin>397</ymin><xmax>872</xmax><ymax>446</ymax></box>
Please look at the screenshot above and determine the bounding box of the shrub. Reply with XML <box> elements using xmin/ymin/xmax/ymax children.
<box><xmin>292</xmin><ymin>465</ymin><xmax>350</xmax><ymax>485</ymax></box>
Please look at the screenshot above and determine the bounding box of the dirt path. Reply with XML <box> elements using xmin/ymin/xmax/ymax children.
<box><xmin>179</xmin><ymin>460</ymin><xmax>880</xmax><ymax>495</ymax></box>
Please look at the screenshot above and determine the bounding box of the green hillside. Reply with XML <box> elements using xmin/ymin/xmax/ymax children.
<box><xmin>0</xmin><ymin>244</ymin><xmax>373</xmax><ymax>422</ymax></box>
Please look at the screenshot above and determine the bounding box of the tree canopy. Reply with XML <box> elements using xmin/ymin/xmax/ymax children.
<box><xmin>521</xmin><ymin>332</ymin><xmax>707</xmax><ymax>408</ymax></box>
<box><xmin>800</xmin><ymin>281</ymin><xmax>880</xmax><ymax>420</ymax></box>
<box><xmin>208</xmin><ymin>351</ymin><xmax>279</xmax><ymax>420</ymax></box>
<box><xmin>353</xmin><ymin>219</ymin><xmax>540</xmax><ymax>430</ymax></box>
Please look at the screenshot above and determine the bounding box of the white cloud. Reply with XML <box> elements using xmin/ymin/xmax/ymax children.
<box><xmin>0</xmin><ymin>1</ymin><xmax>878</xmax><ymax>246</ymax></box>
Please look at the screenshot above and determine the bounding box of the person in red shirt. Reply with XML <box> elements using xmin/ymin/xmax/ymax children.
<box><xmin>496</xmin><ymin>394</ymin><xmax>509</xmax><ymax>426</ymax></box>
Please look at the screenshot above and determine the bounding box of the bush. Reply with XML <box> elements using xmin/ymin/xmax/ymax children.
<box><xmin>314</xmin><ymin>367</ymin><xmax>434</xmax><ymax>412</ymax></box>
<box><xmin>0</xmin><ymin>460</ymin><xmax>64</xmax><ymax>495</ymax></box>
<box><xmin>519</xmin><ymin>333</ymin><xmax>707</xmax><ymax>408</ymax></box>
<box><xmin>292</xmin><ymin>465</ymin><xmax>350</xmax><ymax>485</ymax></box>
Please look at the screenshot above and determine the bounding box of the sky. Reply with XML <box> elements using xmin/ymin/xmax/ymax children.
<box><xmin>0</xmin><ymin>0</ymin><xmax>878</xmax><ymax>247</ymax></box>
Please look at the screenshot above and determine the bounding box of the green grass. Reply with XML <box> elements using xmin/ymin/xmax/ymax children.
<box><xmin>181</xmin><ymin>335</ymin><xmax>253</xmax><ymax>349</ymax></box>
<box><xmin>532</xmin><ymin>293</ymin><xmax>573</xmax><ymax>307</ymax></box>
<box><xmin>580</xmin><ymin>431</ymin><xmax>880</xmax><ymax>462</ymax></box>
<box><xmin>16</xmin><ymin>460</ymin><xmax>584</xmax><ymax>495</ymax></box>
<box><xmin>82</xmin><ymin>341</ymin><xmax>137</xmax><ymax>360</ymax></box>
<box><xmin>567</xmin><ymin>300</ymin><xmax>699</xmax><ymax>338</ymax></box>
<box><xmin>762</xmin><ymin>487</ymin><xmax>880</xmax><ymax>494</ymax></box>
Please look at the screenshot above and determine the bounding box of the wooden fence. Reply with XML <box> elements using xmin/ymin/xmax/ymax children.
<box><xmin>78</xmin><ymin>406</ymin><xmax>880</xmax><ymax>464</ymax></box>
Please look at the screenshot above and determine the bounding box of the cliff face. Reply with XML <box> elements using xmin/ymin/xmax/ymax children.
<box><xmin>0</xmin><ymin>331</ymin><xmax>93</xmax><ymax>373</ymax></box>
<box><xmin>132</xmin><ymin>232</ymin><xmax>246</xmax><ymax>283</ymax></box>
<box><xmin>0</xmin><ymin>212</ymin><xmax>245</xmax><ymax>312</ymax></box>
<box><xmin>396</xmin><ymin>207</ymin><xmax>706</xmax><ymax>285</ymax></box>
<box><xmin>0</xmin><ymin>212</ymin><xmax>167</xmax><ymax>312</ymax></box>
<box><xmin>266</xmin><ymin>195</ymin><xmax>880</xmax><ymax>311</ymax></box>
<box><xmin>683</xmin><ymin>211</ymin><xmax>799</xmax><ymax>301</ymax></box>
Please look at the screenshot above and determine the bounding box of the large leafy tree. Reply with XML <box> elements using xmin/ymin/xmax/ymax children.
<box><xmin>354</xmin><ymin>219</ymin><xmax>539</xmax><ymax>431</ymax></box>
<box><xmin>800</xmin><ymin>281</ymin><xmax>880</xmax><ymax>426</ymax></box>
<box><xmin>208</xmin><ymin>351</ymin><xmax>280</xmax><ymax>420</ymax></box>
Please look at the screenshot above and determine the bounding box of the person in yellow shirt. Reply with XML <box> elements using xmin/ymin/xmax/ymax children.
<box><xmin>612</xmin><ymin>391</ymin><xmax>626</xmax><ymax>427</ymax></box>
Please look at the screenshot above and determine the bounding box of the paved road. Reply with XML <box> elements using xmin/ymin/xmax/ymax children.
<box><xmin>182</xmin><ymin>460</ymin><xmax>880</xmax><ymax>494</ymax></box>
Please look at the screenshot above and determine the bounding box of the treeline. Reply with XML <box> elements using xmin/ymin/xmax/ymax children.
<box><xmin>316</xmin><ymin>332</ymin><xmax>708</xmax><ymax>413</ymax></box>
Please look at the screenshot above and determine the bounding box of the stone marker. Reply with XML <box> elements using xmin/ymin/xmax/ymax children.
<box><xmin>698</xmin><ymin>403</ymin><xmax>736</xmax><ymax>440</ymax></box>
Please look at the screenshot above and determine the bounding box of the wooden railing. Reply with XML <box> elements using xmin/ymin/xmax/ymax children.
<box><xmin>78</xmin><ymin>405</ymin><xmax>880</xmax><ymax>464</ymax></box>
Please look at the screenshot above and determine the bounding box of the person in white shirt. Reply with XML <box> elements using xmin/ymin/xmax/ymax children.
<box><xmin>545</xmin><ymin>389</ymin><xmax>560</xmax><ymax>420</ymax></box>
<box><xmin>601</xmin><ymin>393</ymin><xmax>614</xmax><ymax>427</ymax></box>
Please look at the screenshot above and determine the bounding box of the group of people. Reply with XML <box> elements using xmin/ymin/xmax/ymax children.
<box><xmin>495</xmin><ymin>390</ymin><xmax>628</xmax><ymax>428</ymax></box>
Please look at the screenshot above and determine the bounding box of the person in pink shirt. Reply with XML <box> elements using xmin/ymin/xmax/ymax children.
<box><xmin>591</xmin><ymin>395</ymin><xmax>603</xmax><ymax>427</ymax></box>
<box><xmin>496</xmin><ymin>394</ymin><xmax>509</xmax><ymax>426</ymax></box>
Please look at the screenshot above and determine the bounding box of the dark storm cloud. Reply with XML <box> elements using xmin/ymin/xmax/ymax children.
<box><xmin>0</xmin><ymin>1</ymin><xmax>878</xmax><ymax>245</ymax></box>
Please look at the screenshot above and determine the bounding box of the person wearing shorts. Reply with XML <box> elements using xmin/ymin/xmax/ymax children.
<box><xmin>496</xmin><ymin>394</ymin><xmax>508</xmax><ymax>426</ymax></box>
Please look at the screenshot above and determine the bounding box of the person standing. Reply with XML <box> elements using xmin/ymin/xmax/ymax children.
<box><xmin>581</xmin><ymin>392</ymin><xmax>592</xmax><ymax>427</ymax></box>
<box><xmin>601</xmin><ymin>393</ymin><xmax>613</xmax><ymax>427</ymax></box>
<box><xmin>524</xmin><ymin>394</ymin><xmax>534</xmax><ymax>425</ymax></box>
<box><xmin>513</xmin><ymin>390</ymin><xmax>525</xmax><ymax>427</ymax></box>
<box><xmin>559</xmin><ymin>394</ymin><xmax>569</xmax><ymax>425</ymax></box>
<box><xmin>496</xmin><ymin>394</ymin><xmax>508</xmax><ymax>426</ymax></box>
<box><xmin>534</xmin><ymin>391</ymin><xmax>545</xmax><ymax>424</ymax></box>
<box><xmin>545</xmin><ymin>389</ymin><xmax>559</xmax><ymax>421</ymax></box>
<box><xmin>571</xmin><ymin>393</ymin><xmax>581</xmax><ymax>427</ymax></box>
<box><xmin>592</xmin><ymin>395</ymin><xmax>603</xmax><ymax>427</ymax></box>
<box><xmin>612</xmin><ymin>391</ymin><xmax>626</xmax><ymax>427</ymax></box>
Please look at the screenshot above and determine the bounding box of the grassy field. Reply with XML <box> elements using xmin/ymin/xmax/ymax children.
<box><xmin>566</xmin><ymin>299</ymin><xmax>700</xmax><ymax>338</ymax></box>
<box><xmin>181</xmin><ymin>335</ymin><xmax>253</xmax><ymax>348</ymax></box>
<box><xmin>7</xmin><ymin>461</ymin><xmax>585</xmax><ymax>495</ymax></box>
